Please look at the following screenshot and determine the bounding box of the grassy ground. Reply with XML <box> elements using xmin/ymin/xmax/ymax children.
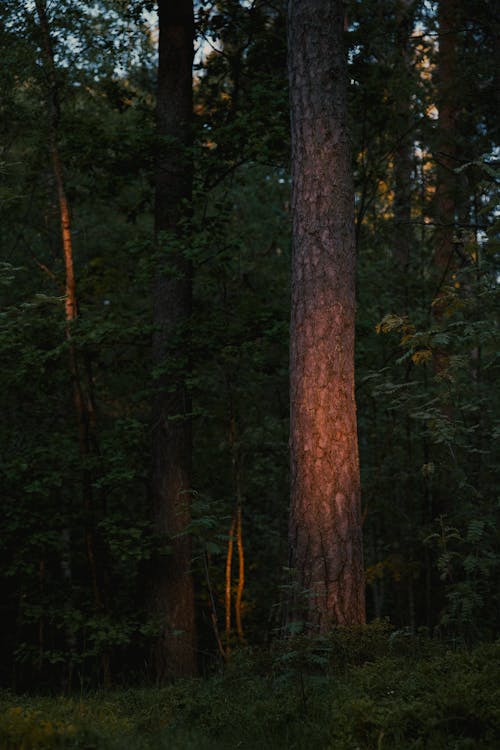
<box><xmin>1</xmin><ymin>629</ymin><xmax>499</xmax><ymax>749</ymax></box>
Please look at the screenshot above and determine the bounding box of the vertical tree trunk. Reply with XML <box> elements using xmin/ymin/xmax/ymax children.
<box><xmin>225</xmin><ymin>515</ymin><xmax>236</xmax><ymax>653</ymax></box>
<box><xmin>34</xmin><ymin>0</ymin><xmax>109</xmax><ymax>686</ymax></box>
<box><xmin>235</xmin><ymin>504</ymin><xmax>245</xmax><ymax>641</ymax></box>
<box><xmin>227</xmin><ymin>405</ymin><xmax>246</xmax><ymax>648</ymax></box>
<box><xmin>288</xmin><ymin>0</ymin><xmax>365</xmax><ymax>631</ymax></box>
<box><xmin>433</xmin><ymin>0</ymin><xmax>459</xmax><ymax>335</ymax></box>
<box><xmin>151</xmin><ymin>0</ymin><xmax>196</xmax><ymax>680</ymax></box>
<box><xmin>393</xmin><ymin>0</ymin><xmax>415</xmax><ymax>285</ymax></box>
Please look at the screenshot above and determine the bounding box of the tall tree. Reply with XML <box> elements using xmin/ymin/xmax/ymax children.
<box><xmin>287</xmin><ymin>0</ymin><xmax>365</xmax><ymax>631</ymax></box>
<box><xmin>150</xmin><ymin>0</ymin><xmax>197</xmax><ymax>679</ymax></box>
<box><xmin>34</xmin><ymin>0</ymin><xmax>110</xmax><ymax>686</ymax></box>
<box><xmin>433</xmin><ymin>0</ymin><xmax>459</xmax><ymax>336</ymax></box>
<box><xmin>393</xmin><ymin>0</ymin><xmax>416</xmax><ymax>282</ymax></box>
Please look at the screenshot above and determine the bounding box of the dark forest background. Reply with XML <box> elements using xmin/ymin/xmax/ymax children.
<box><xmin>1</xmin><ymin>0</ymin><xmax>499</xmax><ymax>700</ymax></box>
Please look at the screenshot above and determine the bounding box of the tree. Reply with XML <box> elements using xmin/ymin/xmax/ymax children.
<box><xmin>287</xmin><ymin>0</ymin><xmax>365</xmax><ymax>631</ymax></box>
<box><xmin>393</xmin><ymin>0</ymin><xmax>416</xmax><ymax>286</ymax></box>
<box><xmin>1</xmin><ymin>0</ymin><xmax>499</xmax><ymax>689</ymax></box>
<box><xmin>34</xmin><ymin>0</ymin><xmax>112</xmax><ymax>686</ymax></box>
<box><xmin>433</xmin><ymin>0</ymin><xmax>459</xmax><ymax>376</ymax></box>
<box><xmin>150</xmin><ymin>0</ymin><xmax>197</xmax><ymax>679</ymax></box>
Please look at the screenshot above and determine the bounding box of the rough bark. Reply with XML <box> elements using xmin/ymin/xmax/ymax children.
<box><xmin>151</xmin><ymin>0</ymin><xmax>196</xmax><ymax>680</ymax></box>
<box><xmin>288</xmin><ymin>0</ymin><xmax>365</xmax><ymax>631</ymax></box>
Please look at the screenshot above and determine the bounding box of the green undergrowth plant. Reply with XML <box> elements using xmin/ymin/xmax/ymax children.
<box><xmin>1</xmin><ymin>631</ymin><xmax>499</xmax><ymax>749</ymax></box>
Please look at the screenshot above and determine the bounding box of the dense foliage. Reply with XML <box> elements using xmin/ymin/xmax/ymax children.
<box><xmin>1</xmin><ymin>629</ymin><xmax>500</xmax><ymax>748</ymax></box>
<box><xmin>0</xmin><ymin>0</ymin><xmax>498</xmax><ymax>697</ymax></box>
<box><xmin>0</xmin><ymin>626</ymin><xmax>500</xmax><ymax>750</ymax></box>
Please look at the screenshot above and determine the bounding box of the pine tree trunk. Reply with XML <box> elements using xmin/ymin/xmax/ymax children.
<box><xmin>288</xmin><ymin>0</ymin><xmax>365</xmax><ymax>631</ymax></box>
<box><xmin>151</xmin><ymin>0</ymin><xmax>197</xmax><ymax>680</ymax></box>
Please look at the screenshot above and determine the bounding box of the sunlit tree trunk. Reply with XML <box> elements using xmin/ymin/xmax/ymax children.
<box><xmin>34</xmin><ymin>0</ymin><xmax>109</xmax><ymax>687</ymax></box>
<box><xmin>288</xmin><ymin>0</ymin><xmax>365</xmax><ymax>631</ymax></box>
<box><xmin>151</xmin><ymin>0</ymin><xmax>197</xmax><ymax>680</ymax></box>
<box><xmin>225</xmin><ymin>408</ymin><xmax>245</xmax><ymax>650</ymax></box>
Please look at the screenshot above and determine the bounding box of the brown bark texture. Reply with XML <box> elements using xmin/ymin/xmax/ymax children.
<box><xmin>288</xmin><ymin>0</ymin><xmax>365</xmax><ymax>631</ymax></box>
<box><xmin>151</xmin><ymin>0</ymin><xmax>197</xmax><ymax>680</ymax></box>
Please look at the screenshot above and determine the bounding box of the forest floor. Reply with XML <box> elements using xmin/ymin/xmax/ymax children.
<box><xmin>1</xmin><ymin>631</ymin><xmax>499</xmax><ymax>749</ymax></box>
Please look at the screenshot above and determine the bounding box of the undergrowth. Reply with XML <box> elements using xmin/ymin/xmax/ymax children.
<box><xmin>1</xmin><ymin>625</ymin><xmax>499</xmax><ymax>749</ymax></box>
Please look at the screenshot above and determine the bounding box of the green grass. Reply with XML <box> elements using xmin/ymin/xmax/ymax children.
<box><xmin>1</xmin><ymin>630</ymin><xmax>499</xmax><ymax>749</ymax></box>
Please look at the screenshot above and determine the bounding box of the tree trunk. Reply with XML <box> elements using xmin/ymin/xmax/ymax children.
<box><xmin>288</xmin><ymin>0</ymin><xmax>365</xmax><ymax>631</ymax></box>
<box><xmin>393</xmin><ymin>0</ymin><xmax>415</xmax><ymax>285</ymax></box>
<box><xmin>433</xmin><ymin>0</ymin><xmax>459</xmax><ymax>334</ymax></box>
<box><xmin>34</xmin><ymin>0</ymin><xmax>109</xmax><ymax>685</ymax></box>
<box><xmin>151</xmin><ymin>0</ymin><xmax>197</xmax><ymax>680</ymax></box>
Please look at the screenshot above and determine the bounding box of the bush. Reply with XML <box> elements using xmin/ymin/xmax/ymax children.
<box><xmin>1</xmin><ymin>635</ymin><xmax>499</xmax><ymax>749</ymax></box>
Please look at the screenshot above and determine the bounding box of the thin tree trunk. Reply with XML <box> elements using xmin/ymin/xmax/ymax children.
<box><xmin>34</xmin><ymin>0</ymin><xmax>109</xmax><ymax>685</ymax></box>
<box><xmin>151</xmin><ymin>0</ymin><xmax>197</xmax><ymax>680</ymax></box>
<box><xmin>37</xmin><ymin>558</ymin><xmax>45</xmax><ymax>672</ymax></box>
<box><xmin>60</xmin><ymin>524</ymin><xmax>76</xmax><ymax>692</ymax></box>
<box><xmin>235</xmin><ymin>504</ymin><xmax>245</xmax><ymax>641</ymax></box>
<box><xmin>393</xmin><ymin>0</ymin><xmax>415</xmax><ymax>290</ymax></box>
<box><xmin>431</xmin><ymin>0</ymin><xmax>459</xmax><ymax>530</ymax></box>
<box><xmin>225</xmin><ymin>516</ymin><xmax>236</xmax><ymax>652</ymax></box>
<box><xmin>288</xmin><ymin>0</ymin><xmax>365</xmax><ymax>631</ymax></box>
<box><xmin>228</xmin><ymin>408</ymin><xmax>246</xmax><ymax>644</ymax></box>
<box><xmin>203</xmin><ymin>551</ymin><xmax>226</xmax><ymax>660</ymax></box>
<box><xmin>433</xmin><ymin>0</ymin><xmax>459</xmax><ymax>354</ymax></box>
<box><xmin>225</xmin><ymin>405</ymin><xmax>246</xmax><ymax>651</ymax></box>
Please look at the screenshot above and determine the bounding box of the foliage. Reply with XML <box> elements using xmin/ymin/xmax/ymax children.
<box><xmin>0</xmin><ymin>0</ymin><xmax>498</xmax><ymax>689</ymax></box>
<box><xmin>1</xmin><ymin>634</ymin><xmax>499</xmax><ymax>748</ymax></box>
